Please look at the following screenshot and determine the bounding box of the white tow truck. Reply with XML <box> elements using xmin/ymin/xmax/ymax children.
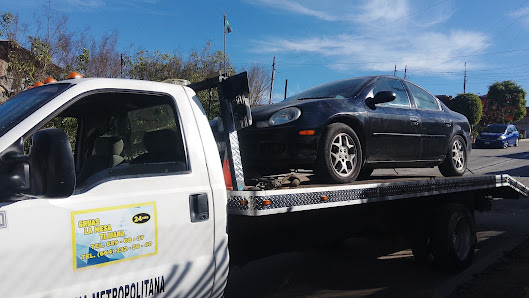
<box><xmin>0</xmin><ymin>73</ymin><xmax>527</xmax><ymax>298</ymax></box>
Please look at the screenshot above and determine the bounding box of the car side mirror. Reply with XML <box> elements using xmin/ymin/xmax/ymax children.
<box><xmin>366</xmin><ymin>91</ymin><xmax>397</xmax><ymax>109</ymax></box>
<box><xmin>28</xmin><ymin>128</ymin><xmax>76</xmax><ymax>198</ymax></box>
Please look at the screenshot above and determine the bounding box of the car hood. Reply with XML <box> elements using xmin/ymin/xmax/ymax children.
<box><xmin>479</xmin><ymin>132</ymin><xmax>504</xmax><ymax>138</ymax></box>
<box><xmin>251</xmin><ymin>97</ymin><xmax>344</xmax><ymax>121</ymax></box>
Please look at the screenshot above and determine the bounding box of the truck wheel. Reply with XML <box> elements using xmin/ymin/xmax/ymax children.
<box><xmin>315</xmin><ymin>123</ymin><xmax>362</xmax><ymax>183</ymax></box>
<box><xmin>439</xmin><ymin>135</ymin><xmax>467</xmax><ymax>177</ymax></box>
<box><xmin>432</xmin><ymin>204</ymin><xmax>476</xmax><ymax>271</ymax></box>
<box><xmin>411</xmin><ymin>213</ymin><xmax>434</xmax><ymax>265</ymax></box>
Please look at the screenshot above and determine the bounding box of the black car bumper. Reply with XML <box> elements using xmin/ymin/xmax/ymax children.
<box><xmin>238</xmin><ymin>126</ymin><xmax>321</xmax><ymax>174</ymax></box>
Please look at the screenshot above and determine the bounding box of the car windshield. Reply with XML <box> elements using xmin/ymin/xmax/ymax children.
<box><xmin>0</xmin><ymin>83</ymin><xmax>72</xmax><ymax>137</ymax></box>
<box><xmin>283</xmin><ymin>77</ymin><xmax>370</xmax><ymax>102</ymax></box>
<box><xmin>483</xmin><ymin>126</ymin><xmax>507</xmax><ymax>133</ymax></box>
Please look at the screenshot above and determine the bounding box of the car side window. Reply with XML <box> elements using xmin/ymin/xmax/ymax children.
<box><xmin>406</xmin><ymin>82</ymin><xmax>441</xmax><ymax>110</ymax></box>
<box><xmin>372</xmin><ymin>79</ymin><xmax>411</xmax><ymax>108</ymax></box>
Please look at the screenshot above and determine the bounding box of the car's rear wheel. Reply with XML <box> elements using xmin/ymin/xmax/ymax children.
<box><xmin>315</xmin><ymin>123</ymin><xmax>362</xmax><ymax>183</ymax></box>
<box><xmin>439</xmin><ymin>135</ymin><xmax>467</xmax><ymax>177</ymax></box>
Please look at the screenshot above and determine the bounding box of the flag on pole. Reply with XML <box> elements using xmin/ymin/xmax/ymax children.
<box><xmin>224</xmin><ymin>14</ymin><xmax>233</xmax><ymax>34</ymax></box>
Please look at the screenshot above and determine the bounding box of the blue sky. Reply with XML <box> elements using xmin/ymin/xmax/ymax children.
<box><xmin>2</xmin><ymin>0</ymin><xmax>529</xmax><ymax>103</ymax></box>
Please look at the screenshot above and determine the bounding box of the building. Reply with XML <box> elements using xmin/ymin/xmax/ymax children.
<box><xmin>514</xmin><ymin>107</ymin><xmax>529</xmax><ymax>138</ymax></box>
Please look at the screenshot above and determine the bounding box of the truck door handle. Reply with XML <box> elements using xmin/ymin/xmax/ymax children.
<box><xmin>410</xmin><ymin>117</ymin><xmax>420</xmax><ymax>126</ymax></box>
<box><xmin>444</xmin><ymin>120</ymin><xmax>452</xmax><ymax>127</ymax></box>
<box><xmin>189</xmin><ymin>193</ymin><xmax>209</xmax><ymax>222</ymax></box>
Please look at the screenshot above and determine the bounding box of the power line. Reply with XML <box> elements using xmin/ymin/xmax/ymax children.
<box><xmin>266</xmin><ymin>47</ymin><xmax>529</xmax><ymax>67</ymax></box>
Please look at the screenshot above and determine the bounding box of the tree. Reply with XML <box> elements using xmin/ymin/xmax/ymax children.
<box><xmin>481</xmin><ymin>81</ymin><xmax>527</xmax><ymax>126</ymax></box>
<box><xmin>242</xmin><ymin>63</ymin><xmax>271</xmax><ymax>107</ymax></box>
<box><xmin>450</xmin><ymin>93</ymin><xmax>482</xmax><ymax>126</ymax></box>
<box><xmin>128</xmin><ymin>49</ymin><xmax>184</xmax><ymax>81</ymax></box>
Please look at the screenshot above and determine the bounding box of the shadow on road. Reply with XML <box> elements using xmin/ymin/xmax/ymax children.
<box><xmin>225</xmin><ymin>227</ymin><xmax>518</xmax><ymax>298</ymax></box>
<box><xmin>485</xmin><ymin>165</ymin><xmax>529</xmax><ymax>177</ymax></box>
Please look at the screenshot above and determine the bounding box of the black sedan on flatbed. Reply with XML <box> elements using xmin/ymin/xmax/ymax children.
<box><xmin>238</xmin><ymin>75</ymin><xmax>472</xmax><ymax>183</ymax></box>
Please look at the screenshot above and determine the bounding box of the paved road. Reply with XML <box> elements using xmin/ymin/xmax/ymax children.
<box><xmin>225</xmin><ymin>140</ymin><xmax>529</xmax><ymax>298</ymax></box>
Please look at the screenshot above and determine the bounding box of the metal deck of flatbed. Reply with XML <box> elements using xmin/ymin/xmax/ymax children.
<box><xmin>227</xmin><ymin>174</ymin><xmax>529</xmax><ymax>216</ymax></box>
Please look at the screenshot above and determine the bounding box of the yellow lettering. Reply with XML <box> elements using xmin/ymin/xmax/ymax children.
<box><xmin>84</xmin><ymin>227</ymin><xmax>93</xmax><ymax>235</ymax></box>
<box><xmin>99</xmin><ymin>230</ymin><xmax>125</xmax><ymax>240</ymax></box>
<box><xmin>78</xmin><ymin>218</ymin><xmax>100</xmax><ymax>228</ymax></box>
<box><xmin>94</xmin><ymin>224</ymin><xmax>112</xmax><ymax>233</ymax></box>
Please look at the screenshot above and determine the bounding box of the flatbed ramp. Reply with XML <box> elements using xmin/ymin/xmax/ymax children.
<box><xmin>228</xmin><ymin>174</ymin><xmax>529</xmax><ymax>216</ymax></box>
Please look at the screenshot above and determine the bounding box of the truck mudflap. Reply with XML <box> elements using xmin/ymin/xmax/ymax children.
<box><xmin>227</xmin><ymin>175</ymin><xmax>528</xmax><ymax>216</ymax></box>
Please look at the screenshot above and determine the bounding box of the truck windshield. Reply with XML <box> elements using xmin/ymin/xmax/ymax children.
<box><xmin>283</xmin><ymin>77</ymin><xmax>371</xmax><ymax>102</ymax></box>
<box><xmin>0</xmin><ymin>83</ymin><xmax>71</xmax><ymax>137</ymax></box>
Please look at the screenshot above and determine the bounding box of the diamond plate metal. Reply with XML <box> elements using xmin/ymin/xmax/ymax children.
<box><xmin>228</xmin><ymin>176</ymin><xmax>501</xmax><ymax>213</ymax></box>
<box><xmin>228</xmin><ymin>130</ymin><xmax>245</xmax><ymax>190</ymax></box>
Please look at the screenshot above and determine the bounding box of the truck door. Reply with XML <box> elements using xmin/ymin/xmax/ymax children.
<box><xmin>0</xmin><ymin>85</ymin><xmax>220</xmax><ymax>297</ymax></box>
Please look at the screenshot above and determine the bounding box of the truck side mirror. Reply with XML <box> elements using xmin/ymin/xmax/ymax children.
<box><xmin>28</xmin><ymin>128</ymin><xmax>76</xmax><ymax>198</ymax></box>
<box><xmin>0</xmin><ymin>138</ymin><xmax>30</xmax><ymax>199</ymax></box>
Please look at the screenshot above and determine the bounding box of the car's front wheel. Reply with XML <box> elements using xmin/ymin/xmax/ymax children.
<box><xmin>315</xmin><ymin>123</ymin><xmax>362</xmax><ymax>183</ymax></box>
<box><xmin>439</xmin><ymin>135</ymin><xmax>467</xmax><ymax>177</ymax></box>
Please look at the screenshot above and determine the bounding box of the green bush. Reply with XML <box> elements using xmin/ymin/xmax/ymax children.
<box><xmin>449</xmin><ymin>93</ymin><xmax>482</xmax><ymax>126</ymax></box>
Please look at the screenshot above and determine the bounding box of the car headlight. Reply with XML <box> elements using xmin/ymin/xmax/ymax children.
<box><xmin>268</xmin><ymin>107</ymin><xmax>301</xmax><ymax>126</ymax></box>
<box><xmin>497</xmin><ymin>135</ymin><xmax>506</xmax><ymax>140</ymax></box>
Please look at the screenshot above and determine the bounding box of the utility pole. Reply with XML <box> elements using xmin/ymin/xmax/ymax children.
<box><xmin>463</xmin><ymin>62</ymin><xmax>467</xmax><ymax>93</ymax></box>
<box><xmin>269</xmin><ymin>56</ymin><xmax>276</xmax><ymax>104</ymax></box>
<box><xmin>284</xmin><ymin>79</ymin><xmax>288</xmax><ymax>100</ymax></box>
<box><xmin>404</xmin><ymin>65</ymin><xmax>407</xmax><ymax>80</ymax></box>
<box><xmin>393</xmin><ymin>65</ymin><xmax>397</xmax><ymax>76</ymax></box>
<box><xmin>120</xmin><ymin>54</ymin><xmax>124</xmax><ymax>78</ymax></box>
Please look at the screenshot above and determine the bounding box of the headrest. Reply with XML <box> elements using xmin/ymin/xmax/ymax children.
<box><xmin>143</xmin><ymin>129</ymin><xmax>178</xmax><ymax>154</ymax></box>
<box><xmin>94</xmin><ymin>136</ymin><xmax>124</xmax><ymax>157</ymax></box>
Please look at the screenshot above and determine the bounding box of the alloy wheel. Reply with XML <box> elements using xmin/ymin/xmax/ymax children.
<box><xmin>451</xmin><ymin>139</ymin><xmax>465</xmax><ymax>171</ymax></box>
<box><xmin>330</xmin><ymin>133</ymin><xmax>357</xmax><ymax>177</ymax></box>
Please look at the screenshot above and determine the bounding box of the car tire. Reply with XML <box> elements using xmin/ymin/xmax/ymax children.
<box><xmin>315</xmin><ymin>123</ymin><xmax>362</xmax><ymax>183</ymax></box>
<box><xmin>432</xmin><ymin>204</ymin><xmax>476</xmax><ymax>271</ymax></box>
<box><xmin>503</xmin><ymin>141</ymin><xmax>508</xmax><ymax>149</ymax></box>
<box><xmin>358</xmin><ymin>166</ymin><xmax>374</xmax><ymax>180</ymax></box>
<box><xmin>439</xmin><ymin>135</ymin><xmax>467</xmax><ymax>177</ymax></box>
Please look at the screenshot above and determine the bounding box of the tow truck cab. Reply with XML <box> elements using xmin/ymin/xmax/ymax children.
<box><xmin>0</xmin><ymin>78</ymin><xmax>228</xmax><ymax>298</ymax></box>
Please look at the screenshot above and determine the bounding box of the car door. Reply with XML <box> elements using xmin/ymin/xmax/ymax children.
<box><xmin>365</xmin><ymin>78</ymin><xmax>421</xmax><ymax>162</ymax></box>
<box><xmin>0</xmin><ymin>85</ymin><xmax>217</xmax><ymax>297</ymax></box>
<box><xmin>405</xmin><ymin>82</ymin><xmax>451</xmax><ymax>161</ymax></box>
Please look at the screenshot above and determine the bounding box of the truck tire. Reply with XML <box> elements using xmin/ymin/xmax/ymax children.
<box><xmin>432</xmin><ymin>204</ymin><xmax>476</xmax><ymax>271</ymax></box>
<box><xmin>411</xmin><ymin>213</ymin><xmax>434</xmax><ymax>265</ymax></box>
<box><xmin>315</xmin><ymin>123</ymin><xmax>362</xmax><ymax>183</ymax></box>
<box><xmin>439</xmin><ymin>135</ymin><xmax>467</xmax><ymax>177</ymax></box>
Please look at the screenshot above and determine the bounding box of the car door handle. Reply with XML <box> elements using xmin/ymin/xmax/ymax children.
<box><xmin>410</xmin><ymin>117</ymin><xmax>420</xmax><ymax>125</ymax></box>
<box><xmin>444</xmin><ymin>120</ymin><xmax>452</xmax><ymax>127</ymax></box>
<box><xmin>189</xmin><ymin>193</ymin><xmax>209</xmax><ymax>222</ymax></box>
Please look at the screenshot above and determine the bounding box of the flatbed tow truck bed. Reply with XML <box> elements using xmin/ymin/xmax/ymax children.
<box><xmin>227</xmin><ymin>174</ymin><xmax>528</xmax><ymax>216</ymax></box>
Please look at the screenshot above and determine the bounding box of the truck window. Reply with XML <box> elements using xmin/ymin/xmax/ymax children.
<box><xmin>23</xmin><ymin>116</ymin><xmax>79</xmax><ymax>154</ymax></box>
<box><xmin>28</xmin><ymin>90</ymin><xmax>188</xmax><ymax>190</ymax></box>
